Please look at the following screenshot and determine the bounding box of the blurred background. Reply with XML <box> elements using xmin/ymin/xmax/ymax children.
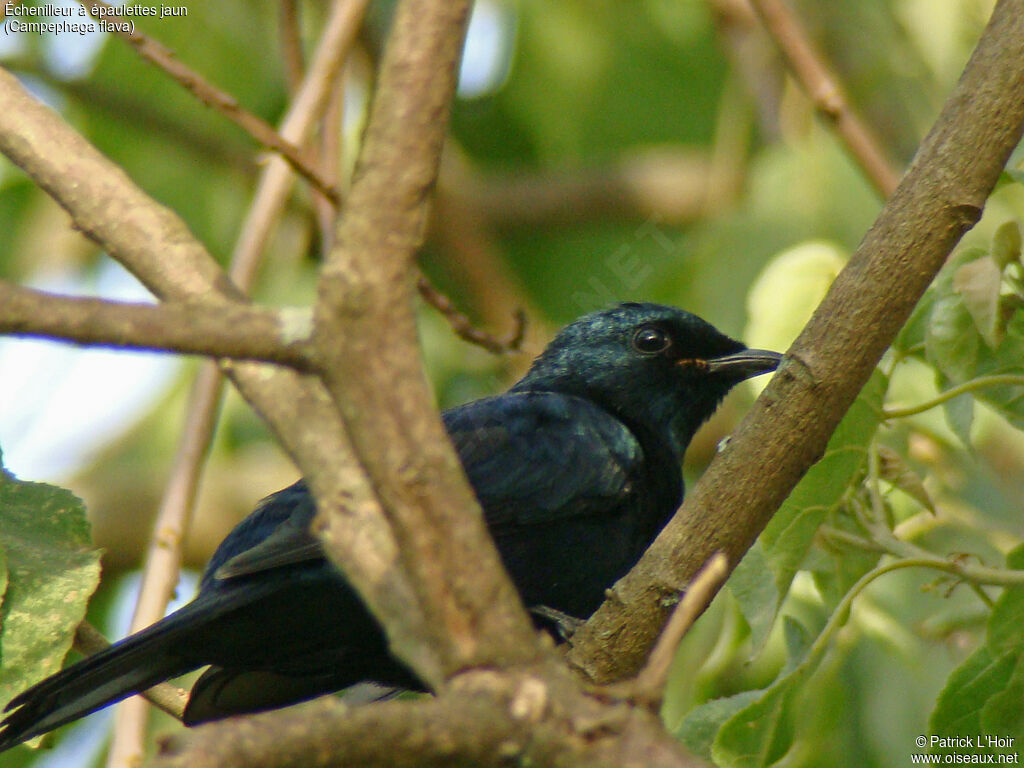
<box><xmin>1</xmin><ymin>0</ymin><xmax>1022</xmax><ymax>766</ymax></box>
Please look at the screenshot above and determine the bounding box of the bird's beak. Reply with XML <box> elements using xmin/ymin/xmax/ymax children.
<box><xmin>705</xmin><ymin>348</ymin><xmax>783</xmax><ymax>380</ymax></box>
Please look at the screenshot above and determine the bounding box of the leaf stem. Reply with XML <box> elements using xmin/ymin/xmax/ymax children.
<box><xmin>883</xmin><ymin>374</ymin><xmax>1024</xmax><ymax>418</ymax></box>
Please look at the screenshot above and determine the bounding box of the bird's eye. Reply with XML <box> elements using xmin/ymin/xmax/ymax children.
<box><xmin>632</xmin><ymin>326</ymin><xmax>671</xmax><ymax>354</ymax></box>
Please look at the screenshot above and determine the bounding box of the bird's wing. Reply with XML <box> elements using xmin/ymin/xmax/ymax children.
<box><xmin>209</xmin><ymin>393</ymin><xmax>642</xmax><ymax>579</ymax></box>
<box><xmin>443</xmin><ymin>391</ymin><xmax>642</xmax><ymax>528</ymax></box>
<box><xmin>203</xmin><ymin>480</ymin><xmax>324</xmax><ymax>583</ymax></box>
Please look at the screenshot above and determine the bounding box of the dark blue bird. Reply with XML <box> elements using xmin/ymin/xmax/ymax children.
<box><xmin>0</xmin><ymin>302</ymin><xmax>780</xmax><ymax>749</ymax></box>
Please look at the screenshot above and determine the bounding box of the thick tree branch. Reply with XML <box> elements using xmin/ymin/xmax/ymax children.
<box><xmin>0</xmin><ymin>64</ymin><xmax>402</xmax><ymax>686</ymax></box>
<box><xmin>151</xmin><ymin>666</ymin><xmax>706</xmax><ymax>768</ymax></box>
<box><xmin>0</xmin><ymin>281</ymin><xmax>315</xmax><ymax>366</ymax></box>
<box><xmin>312</xmin><ymin>0</ymin><xmax>540</xmax><ymax>688</ymax></box>
<box><xmin>568</xmin><ymin>0</ymin><xmax>1024</xmax><ymax>682</ymax></box>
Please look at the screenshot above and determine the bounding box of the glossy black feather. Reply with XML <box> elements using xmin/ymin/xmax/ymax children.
<box><xmin>0</xmin><ymin>302</ymin><xmax>780</xmax><ymax>750</ymax></box>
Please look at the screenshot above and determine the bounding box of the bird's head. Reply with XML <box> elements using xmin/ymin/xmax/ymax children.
<box><xmin>512</xmin><ymin>302</ymin><xmax>782</xmax><ymax>457</ymax></box>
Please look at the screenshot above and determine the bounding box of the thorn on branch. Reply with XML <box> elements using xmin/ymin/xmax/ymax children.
<box><xmin>416</xmin><ymin>275</ymin><xmax>527</xmax><ymax>354</ymax></box>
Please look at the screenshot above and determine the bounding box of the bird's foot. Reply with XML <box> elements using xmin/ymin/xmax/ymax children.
<box><xmin>529</xmin><ymin>605</ymin><xmax>585</xmax><ymax>641</ymax></box>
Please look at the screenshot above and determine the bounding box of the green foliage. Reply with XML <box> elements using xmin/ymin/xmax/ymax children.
<box><xmin>929</xmin><ymin>546</ymin><xmax>1024</xmax><ymax>753</ymax></box>
<box><xmin>674</xmin><ymin>194</ymin><xmax>1024</xmax><ymax>766</ymax></box>
<box><xmin>731</xmin><ymin>371</ymin><xmax>887</xmax><ymax>651</ymax></box>
<box><xmin>0</xmin><ymin>454</ymin><xmax>101</xmax><ymax>716</ymax></box>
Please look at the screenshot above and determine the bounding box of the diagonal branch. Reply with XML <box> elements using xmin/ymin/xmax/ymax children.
<box><xmin>82</xmin><ymin>0</ymin><xmax>341</xmax><ymax>203</ymax></box>
<box><xmin>568</xmin><ymin>0</ymin><xmax>1024</xmax><ymax>683</ymax></box>
<box><xmin>747</xmin><ymin>0</ymin><xmax>901</xmax><ymax>197</ymax></box>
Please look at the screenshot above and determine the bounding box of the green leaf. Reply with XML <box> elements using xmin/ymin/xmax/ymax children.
<box><xmin>0</xmin><ymin>470</ymin><xmax>102</xmax><ymax>712</ymax></box>
<box><xmin>926</xmin><ymin>289</ymin><xmax>981</xmax><ymax>382</ymax></box>
<box><xmin>1000</xmin><ymin>169</ymin><xmax>1024</xmax><ymax>186</ymax></box>
<box><xmin>942</xmin><ymin>392</ymin><xmax>975</xmax><ymax>447</ymax></box>
<box><xmin>953</xmin><ymin>255</ymin><xmax>1005</xmax><ymax>348</ymax></box>
<box><xmin>929</xmin><ymin>644</ymin><xmax>1018</xmax><ymax>740</ymax></box>
<box><xmin>894</xmin><ymin>291</ymin><xmax>933</xmax><ymax>354</ymax></box>
<box><xmin>730</xmin><ymin>371</ymin><xmax>886</xmax><ymax>650</ymax></box>
<box><xmin>992</xmin><ymin>220</ymin><xmax>1022</xmax><ymax>270</ymax></box>
<box><xmin>979</xmin><ymin>654</ymin><xmax>1024</xmax><ymax>743</ymax></box>
<box><xmin>728</xmin><ymin>541</ymin><xmax>778</xmax><ymax>650</ymax></box>
<box><xmin>965</xmin><ymin>312</ymin><xmax>1024</xmax><ymax>431</ymax></box>
<box><xmin>930</xmin><ymin>545</ymin><xmax>1024</xmax><ymax>750</ymax></box>
<box><xmin>986</xmin><ymin>547</ymin><xmax>1024</xmax><ymax>655</ymax></box>
<box><xmin>712</xmin><ymin>673</ymin><xmax>801</xmax><ymax>768</ymax></box>
<box><xmin>919</xmin><ymin>247</ymin><xmax>1024</xmax><ymax>432</ymax></box>
<box><xmin>676</xmin><ymin>689</ymin><xmax>764</xmax><ymax>761</ymax></box>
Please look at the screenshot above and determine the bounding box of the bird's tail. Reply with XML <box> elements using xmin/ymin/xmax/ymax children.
<box><xmin>0</xmin><ymin>601</ymin><xmax>208</xmax><ymax>752</ymax></box>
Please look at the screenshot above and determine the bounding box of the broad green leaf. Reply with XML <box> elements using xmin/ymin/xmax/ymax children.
<box><xmin>929</xmin><ymin>644</ymin><xmax>1018</xmax><ymax>739</ymax></box>
<box><xmin>730</xmin><ymin>371</ymin><xmax>886</xmax><ymax>649</ymax></box>
<box><xmin>0</xmin><ymin>469</ymin><xmax>102</xmax><ymax>711</ymax></box>
<box><xmin>676</xmin><ymin>689</ymin><xmax>763</xmax><ymax>761</ymax></box>
<box><xmin>942</xmin><ymin>392</ymin><xmax>975</xmax><ymax>447</ymax></box>
<box><xmin>782</xmin><ymin>616</ymin><xmax>811</xmax><ymax>665</ymax></box>
<box><xmin>930</xmin><ymin>545</ymin><xmax>1024</xmax><ymax>750</ymax></box>
<box><xmin>710</xmin><ymin>618</ymin><xmax>816</xmax><ymax>768</ymax></box>
<box><xmin>1001</xmin><ymin>169</ymin><xmax>1024</xmax><ymax>186</ymax></box>
<box><xmin>986</xmin><ymin>544</ymin><xmax>1024</xmax><ymax>655</ymax></box>
<box><xmin>727</xmin><ymin>541</ymin><xmax>778</xmax><ymax>651</ymax></box>
<box><xmin>920</xmin><ymin>247</ymin><xmax>1024</xmax><ymax>432</ymax></box>
<box><xmin>953</xmin><ymin>255</ymin><xmax>1004</xmax><ymax>348</ymax></box>
<box><xmin>712</xmin><ymin>673</ymin><xmax>801</xmax><ymax>768</ymax></box>
<box><xmin>926</xmin><ymin>289</ymin><xmax>981</xmax><ymax>383</ymax></box>
<box><xmin>979</xmin><ymin>653</ymin><xmax>1024</xmax><ymax>744</ymax></box>
<box><xmin>806</xmin><ymin>528</ymin><xmax>882</xmax><ymax>610</ymax></box>
<box><xmin>962</xmin><ymin>311</ymin><xmax>1024</xmax><ymax>431</ymax></box>
<box><xmin>894</xmin><ymin>290</ymin><xmax>933</xmax><ymax>354</ymax></box>
<box><xmin>987</xmin><ymin>584</ymin><xmax>1024</xmax><ymax>656</ymax></box>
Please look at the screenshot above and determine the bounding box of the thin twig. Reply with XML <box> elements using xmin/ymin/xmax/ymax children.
<box><xmin>747</xmin><ymin>0</ymin><xmax>901</xmax><ymax>197</ymax></box>
<box><xmin>882</xmin><ymin>373</ymin><xmax>1024</xmax><ymax>418</ymax></box>
<box><xmin>598</xmin><ymin>553</ymin><xmax>729</xmax><ymax>708</ymax></box>
<box><xmin>280</xmin><ymin>0</ymin><xmax>306</xmax><ymax>93</ymax></box>
<box><xmin>416</xmin><ymin>276</ymin><xmax>527</xmax><ymax>354</ymax></box>
<box><xmin>104</xmin><ymin>365</ymin><xmax>226</xmax><ymax>768</ymax></box>
<box><xmin>313</xmin><ymin>59</ymin><xmax>345</xmax><ymax>256</ymax></box>
<box><xmin>72</xmin><ymin>622</ymin><xmax>187</xmax><ymax>720</ymax></box>
<box><xmin>230</xmin><ymin>0</ymin><xmax>366</xmax><ymax>286</ymax></box>
<box><xmin>82</xmin><ymin>0</ymin><xmax>340</xmax><ymax>204</ymax></box>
